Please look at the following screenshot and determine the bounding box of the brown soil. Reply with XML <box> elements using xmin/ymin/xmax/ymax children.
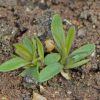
<box><xmin>0</xmin><ymin>0</ymin><xmax>100</xmax><ymax>100</ymax></box>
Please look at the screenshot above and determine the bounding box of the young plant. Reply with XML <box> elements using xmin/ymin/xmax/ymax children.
<box><xmin>0</xmin><ymin>37</ymin><xmax>43</xmax><ymax>80</ymax></box>
<box><xmin>51</xmin><ymin>14</ymin><xmax>95</xmax><ymax>70</ymax></box>
<box><xmin>0</xmin><ymin>14</ymin><xmax>95</xmax><ymax>83</ymax></box>
<box><xmin>0</xmin><ymin>36</ymin><xmax>62</xmax><ymax>82</ymax></box>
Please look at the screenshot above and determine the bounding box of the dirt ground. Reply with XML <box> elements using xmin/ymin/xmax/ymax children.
<box><xmin>0</xmin><ymin>0</ymin><xmax>100</xmax><ymax>100</ymax></box>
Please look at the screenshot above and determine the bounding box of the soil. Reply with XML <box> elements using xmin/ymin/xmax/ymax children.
<box><xmin>0</xmin><ymin>0</ymin><xmax>100</xmax><ymax>100</ymax></box>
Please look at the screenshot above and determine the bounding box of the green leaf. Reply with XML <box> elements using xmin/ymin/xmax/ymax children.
<box><xmin>21</xmin><ymin>67</ymin><xmax>39</xmax><ymax>81</ymax></box>
<box><xmin>65</xmin><ymin>26</ymin><xmax>76</xmax><ymax>56</ymax></box>
<box><xmin>71</xmin><ymin>44</ymin><xmax>95</xmax><ymax>56</ymax></box>
<box><xmin>14</xmin><ymin>43</ymin><xmax>33</xmax><ymax>61</ymax></box>
<box><xmin>71</xmin><ymin>44</ymin><xmax>95</xmax><ymax>62</ymax></box>
<box><xmin>66</xmin><ymin>59</ymin><xmax>89</xmax><ymax>69</ymax></box>
<box><xmin>23</xmin><ymin>37</ymin><xmax>33</xmax><ymax>54</ymax></box>
<box><xmin>51</xmin><ymin>14</ymin><xmax>65</xmax><ymax>53</ymax></box>
<box><xmin>72</xmin><ymin>53</ymin><xmax>90</xmax><ymax>62</ymax></box>
<box><xmin>36</xmin><ymin>37</ymin><xmax>44</xmax><ymax>61</ymax></box>
<box><xmin>65</xmin><ymin>44</ymin><xmax>95</xmax><ymax>68</ymax></box>
<box><xmin>0</xmin><ymin>57</ymin><xmax>29</xmax><ymax>72</ymax></box>
<box><xmin>44</xmin><ymin>53</ymin><xmax>61</xmax><ymax>65</ymax></box>
<box><xmin>32</xmin><ymin>37</ymin><xmax>37</xmax><ymax>59</ymax></box>
<box><xmin>39</xmin><ymin>63</ymin><xmax>63</xmax><ymax>82</ymax></box>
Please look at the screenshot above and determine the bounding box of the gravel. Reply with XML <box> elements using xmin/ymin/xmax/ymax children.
<box><xmin>77</xmin><ymin>27</ymin><xmax>86</xmax><ymax>38</ymax></box>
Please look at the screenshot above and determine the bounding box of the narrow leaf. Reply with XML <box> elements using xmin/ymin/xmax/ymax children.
<box><xmin>23</xmin><ymin>37</ymin><xmax>33</xmax><ymax>54</ymax></box>
<box><xmin>32</xmin><ymin>37</ymin><xmax>37</xmax><ymax>59</ymax></box>
<box><xmin>71</xmin><ymin>44</ymin><xmax>95</xmax><ymax>56</ymax></box>
<box><xmin>36</xmin><ymin>37</ymin><xmax>44</xmax><ymax>61</ymax></box>
<box><xmin>65</xmin><ymin>26</ymin><xmax>76</xmax><ymax>56</ymax></box>
<box><xmin>65</xmin><ymin>44</ymin><xmax>95</xmax><ymax>63</ymax></box>
<box><xmin>44</xmin><ymin>53</ymin><xmax>61</xmax><ymax>65</ymax></box>
<box><xmin>66</xmin><ymin>59</ymin><xmax>89</xmax><ymax>69</ymax></box>
<box><xmin>0</xmin><ymin>57</ymin><xmax>29</xmax><ymax>72</ymax></box>
<box><xmin>51</xmin><ymin>14</ymin><xmax>65</xmax><ymax>52</ymax></box>
<box><xmin>39</xmin><ymin>63</ymin><xmax>63</xmax><ymax>82</ymax></box>
<box><xmin>14</xmin><ymin>43</ymin><xmax>32</xmax><ymax>61</ymax></box>
<box><xmin>72</xmin><ymin>53</ymin><xmax>90</xmax><ymax>62</ymax></box>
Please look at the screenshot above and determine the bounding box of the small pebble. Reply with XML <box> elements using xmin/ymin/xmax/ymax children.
<box><xmin>92</xmin><ymin>25</ymin><xmax>96</xmax><ymax>29</ymax></box>
<box><xmin>91</xmin><ymin>51</ymin><xmax>96</xmax><ymax>57</ymax></box>
<box><xmin>39</xmin><ymin>2</ymin><xmax>49</xmax><ymax>10</ymax></box>
<box><xmin>71</xmin><ymin>19</ymin><xmax>80</xmax><ymax>26</ymax></box>
<box><xmin>32</xmin><ymin>92</ymin><xmax>47</xmax><ymax>100</ymax></box>
<box><xmin>91</xmin><ymin>15</ymin><xmax>98</xmax><ymax>24</ymax></box>
<box><xmin>24</xmin><ymin>76</ymin><xmax>34</xmax><ymax>84</ymax></box>
<box><xmin>66</xmin><ymin>98</ymin><xmax>71</xmax><ymax>100</ymax></box>
<box><xmin>92</xmin><ymin>63</ymin><xmax>98</xmax><ymax>71</ymax></box>
<box><xmin>77</xmin><ymin>27</ymin><xmax>86</xmax><ymax>38</ymax></box>
<box><xmin>96</xmin><ymin>45</ymin><xmax>100</xmax><ymax>55</ymax></box>
<box><xmin>61</xmin><ymin>70</ymin><xmax>71</xmax><ymax>80</ymax></box>
<box><xmin>44</xmin><ymin>39</ymin><xmax>55</xmax><ymax>52</ymax></box>
<box><xmin>23</xmin><ymin>96</ymin><xmax>31</xmax><ymax>100</ymax></box>
<box><xmin>51</xmin><ymin>0</ymin><xmax>60</xmax><ymax>5</ymax></box>
<box><xmin>63</xmin><ymin>19</ymin><xmax>72</xmax><ymax>25</ymax></box>
<box><xmin>22</xmin><ymin>92</ymin><xmax>31</xmax><ymax>100</ymax></box>
<box><xmin>0</xmin><ymin>96</ymin><xmax>9</xmax><ymax>100</ymax></box>
<box><xmin>40</xmin><ymin>85</ymin><xmax>46</xmax><ymax>94</ymax></box>
<box><xmin>67</xmin><ymin>90</ymin><xmax>72</xmax><ymax>95</ymax></box>
<box><xmin>80</xmin><ymin>10</ymin><xmax>89</xmax><ymax>20</ymax></box>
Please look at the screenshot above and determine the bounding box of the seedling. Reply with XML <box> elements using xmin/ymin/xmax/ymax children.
<box><xmin>0</xmin><ymin>36</ymin><xmax>62</xmax><ymax>82</ymax></box>
<box><xmin>51</xmin><ymin>14</ymin><xmax>95</xmax><ymax>69</ymax></box>
<box><xmin>0</xmin><ymin>14</ymin><xmax>95</xmax><ymax>83</ymax></box>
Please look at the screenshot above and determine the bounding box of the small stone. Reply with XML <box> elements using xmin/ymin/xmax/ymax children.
<box><xmin>91</xmin><ymin>15</ymin><xmax>97</xmax><ymax>24</ymax></box>
<box><xmin>80</xmin><ymin>10</ymin><xmax>89</xmax><ymax>20</ymax></box>
<box><xmin>66</xmin><ymin>98</ymin><xmax>71</xmax><ymax>100</ymax></box>
<box><xmin>22</xmin><ymin>92</ymin><xmax>31</xmax><ymax>100</ymax></box>
<box><xmin>63</xmin><ymin>19</ymin><xmax>72</xmax><ymax>25</ymax></box>
<box><xmin>81</xmin><ymin>74</ymin><xmax>85</xmax><ymax>79</ymax></box>
<box><xmin>39</xmin><ymin>1</ymin><xmax>49</xmax><ymax>10</ymax></box>
<box><xmin>32</xmin><ymin>92</ymin><xmax>47</xmax><ymax>100</ymax></box>
<box><xmin>23</xmin><ymin>95</ymin><xmax>31</xmax><ymax>100</ymax></box>
<box><xmin>24</xmin><ymin>76</ymin><xmax>34</xmax><ymax>84</ymax></box>
<box><xmin>77</xmin><ymin>27</ymin><xmax>86</xmax><ymax>38</ymax></box>
<box><xmin>67</xmin><ymin>90</ymin><xmax>72</xmax><ymax>95</ymax></box>
<box><xmin>95</xmin><ymin>72</ymin><xmax>100</xmax><ymax>86</ymax></box>
<box><xmin>96</xmin><ymin>45</ymin><xmax>100</xmax><ymax>55</ymax></box>
<box><xmin>0</xmin><ymin>96</ymin><xmax>9</xmax><ymax>100</ymax></box>
<box><xmin>51</xmin><ymin>0</ymin><xmax>60</xmax><ymax>5</ymax></box>
<box><xmin>55</xmin><ymin>91</ymin><xmax>59</xmax><ymax>94</ymax></box>
<box><xmin>92</xmin><ymin>63</ymin><xmax>98</xmax><ymax>71</ymax></box>
<box><xmin>61</xmin><ymin>70</ymin><xmax>71</xmax><ymax>80</ymax></box>
<box><xmin>91</xmin><ymin>51</ymin><xmax>96</xmax><ymax>57</ymax></box>
<box><xmin>96</xmin><ymin>41</ymin><xmax>99</xmax><ymax>45</ymax></box>
<box><xmin>17</xmin><ymin>0</ymin><xmax>34</xmax><ymax>10</ymax></box>
<box><xmin>26</xmin><ymin>7</ymin><xmax>31</xmax><ymax>12</ymax></box>
<box><xmin>40</xmin><ymin>85</ymin><xmax>46</xmax><ymax>94</ymax></box>
<box><xmin>71</xmin><ymin>19</ymin><xmax>80</xmax><ymax>26</ymax></box>
<box><xmin>44</xmin><ymin>39</ymin><xmax>55</xmax><ymax>52</ymax></box>
<box><xmin>92</xmin><ymin>25</ymin><xmax>96</xmax><ymax>29</ymax></box>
